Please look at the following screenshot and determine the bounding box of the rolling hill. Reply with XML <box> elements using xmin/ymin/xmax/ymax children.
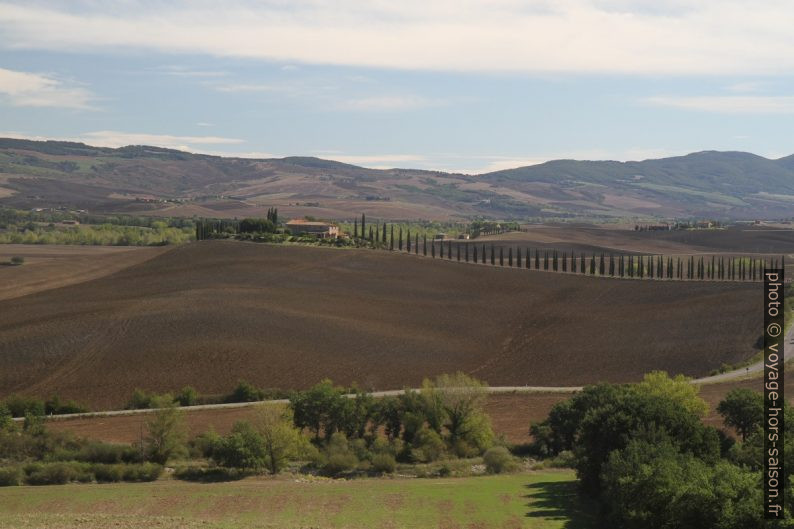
<box><xmin>1</xmin><ymin>138</ymin><xmax>793</xmax><ymax>220</ymax></box>
<box><xmin>0</xmin><ymin>240</ymin><xmax>760</xmax><ymax>409</ymax></box>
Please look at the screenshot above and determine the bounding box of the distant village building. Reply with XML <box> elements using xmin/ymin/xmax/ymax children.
<box><xmin>285</xmin><ymin>219</ymin><xmax>339</xmax><ymax>238</ymax></box>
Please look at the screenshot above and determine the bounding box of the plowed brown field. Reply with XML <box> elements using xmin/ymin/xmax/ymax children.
<box><xmin>1</xmin><ymin>240</ymin><xmax>761</xmax><ymax>409</ymax></box>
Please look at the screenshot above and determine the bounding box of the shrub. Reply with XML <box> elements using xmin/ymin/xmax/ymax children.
<box><xmin>176</xmin><ymin>386</ymin><xmax>199</xmax><ymax>407</ymax></box>
<box><xmin>174</xmin><ymin>466</ymin><xmax>250</xmax><ymax>482</ymax></box>
<box><xmin>483</xmin><ymin>446</ymin><xmax>516</xmax><ymax>474</ymax></box>
<box><xmin>3</xmin><ymin>395</ymin><xmax>45</xmax><ymax>418</ymax></box>
<box><xmin>227</xmin><ymin>381</ymin><xmax>265</xmax><ymax>403</ymax></box>
<box><xmin>121</xmin><ymin>462</ymin><xmax>162</xmax><ymax>482</ymax></box>
<box><xmin>127</xmin><ymin>389</ymin><xmax>153</xmax><ymax>410</ymax></box>
<box><xmin>548</xmin><ymin>450</ymin><xmax>575</xmax><ymax>468</ymax></box>
<box><xmin>75</xmin><ymin>442</ymin><xmax>141</xmax><ymax>464</ymax></box>
<box><xmin>411</xmin><ymin>426</ymin><xmax>445</xmax><ymax>463</ymax></box>
<box><xmin>189</xmin><ymin>429</ymin><xmax>220</xmax><ymax>459</ymax></box>
<box><xmin>0</xmin><ymin>466</ymin><xmax>22</xmax><ymax>486</ymax></box>
<box><xmin>321</xmin><ymin>432</ymin><xmax>359</xmax><ymax>476</ymax></box>
<box><xmin>25</xmin><ymin>462</ymin><xmax>92</xmax><ymax>485</ymax></box>
<box><xmin>371</xmin><ymin>453</ymin><xmax>396</xmax><ymax>474</ymax></box>
<box><xmin>91</xmin><ymin>463</ymin><xmax>124</xmax><ymax>482</ymax></box>
<box><xmin>10</xmin><ymin>256</ymin><xmax>24</xmax><ymax>265</ymax></box>
<box><xmin>323</xmin><ymin>452</ymin><xmax>359</xmax><ymax>476</ymax></box>
<box><xmin>212</xmin><ymin>422</ymin><xmax>266</xmax><ymax>469</ymax></box>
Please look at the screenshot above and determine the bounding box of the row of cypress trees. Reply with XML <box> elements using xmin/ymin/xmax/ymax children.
<box><xmin>350</xmin><ymin>216</ymin><xmax>781</xmax><ymax>282</ymax></box>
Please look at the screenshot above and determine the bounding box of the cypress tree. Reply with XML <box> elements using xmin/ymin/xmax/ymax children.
<box><xmin>382</xmin><ymin>223</ymin><xmax>387</xmax><ymax>243</ymax></box>
<box><xmin>457</xmin><ymin>243</ymin><xmax>461</xmax><ymax>262</ymax></box>
<box><xmin>580</xmin><ymin>253</ymin><xmax>586</xmax><ymax>274</ymax></box>
<box><xmin>406</xmin><ymin>229</ymin><xmax>411</xmax><ymax>253</ymax></box>
<box><xmin>590</xmin><ymin>255</ymin><xmax>597</xmax><ymax>275</ymax></box>
<box><xmin>499</xmin><ymin>247</ymin><xmax>504</xmax><ymax>266</ymax></box>
<box><xmin>648</xmin><ymin>256</ymin><xmax>654</xmax><ymax>278</ymax></box>
<box><xmin>482</xmin><ymin>244</ymin><xmax>487</xmax><ymax>264</ymax></box>
<box><xmin>473</xmin><ymin>244</ymin><xmax>478</xmax><ymax>263</ymax></box>
<box><xmin>658</xmin><ymin>255</ymin><xmax>664</xmax><ymax>279</ymax></box>
<box><xmin>354</xmin><ymin>218</ymin><xmax>358</xmax><ymax>238</ymax></box>
<box><xmin>440</xmin><ymin>239</ymin><xmax>444</xmax><ymax>259</ymax></box>
<box><xmin>552</xmin><ymin>250</ymin><xmax>558</xmax><ymax>272</ymax></box>
<box><xmin>390</xmin><ymin>225</ymin><xmax>394</xmax><ymax>250</ymax></box>
<box><xmin>526</xmin><ymin>248</ymin><xmax>531</xmax><ymax>269</ymax></box>
<box><xmin>535</xmin><ymin>249</ymin><xmax>541</xmax><ymax>270</ymax></box>
<box><xmin>465</xmin><ymin>242</ymin><xmax>469</xmax><ymax>262</ymax></box>
<box><xmin>516</xmin><ymin>247</ymin><xmax>522</xmax><ymax>268</ymax></box>
<box><xmin>448</xmin><ymin>240</ymin><xmax>453</xmax><ymax>260</ymax></box>
<box><xmin>432</xmin><ymin>240</ymin><xmax>436</xmax><ymax>258</ymax></box>
<box><xmin>361</xmin><ymin>213</ymin><xmax>366</xmax><ymax>238</ymax></box>
<box><xmin>369</xmin><ymin>226</ymin><xmax>374</xmax><ymax>241</ymax></box>
<box><xmin>423</xmin><ymin>234</ymin><xmax>427</xmax><ymax>256</ymax></box>
<box><xmin>415</xmin><ymin>233</ymin><xmax>419</xmax><ymax>254</ymax></box>
<box><xmin>562</xmin><ymin>252</ymin><xmax>568</xmax><ymax>272</ymax></box>
<box><xmin>609</xmin><ymin>255</ymin><xmax>615</xmax><ymax>276</ymax></box>
<box><xmin>490</xmin><ymin>245</ymin><xmax>495</xmax><ymax>265</ymax></box>
<box><xmin>599</xmin><ymin>253</ymin><xmax>605</xmax><ymax>276</ymax></box>
<box><xmin>543</xmin><ymin>251</ymin><xmax>549</xmax><ymax>270</ymax></box>
<box><xmin>638</xmin><ymin>256</ymin><xmax>644</xmax><ymax>278</ymax></box>
<box><xmin>398</xmin><ymin>227</ymin><xmax>403</xmax><ymax>251</ymax></box>
<box><xmin>668</xmin><ymin>257</ymin><xmax>673</xmax><ymax>279</ymax></box>
<box><xmin>508</xmin><ymin>247</ymin><xmax>513</xmax><ymax>267</ymax></box>
<box><xmin>628</xmin><ymin>256</ymin><xmax>634</xmax><ymax>278</ymax></box>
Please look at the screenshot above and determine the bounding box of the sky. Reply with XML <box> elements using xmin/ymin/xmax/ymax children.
<box><xmin>0</xmin><ymin>0</ymin><xmax>793</xmax><ymax>174</ymax></box>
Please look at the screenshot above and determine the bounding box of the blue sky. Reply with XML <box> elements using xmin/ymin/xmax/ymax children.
<box><xmin>1</xmin><ymin>1</ymin><xmax>793</xmax><ymax>173</ymax></box>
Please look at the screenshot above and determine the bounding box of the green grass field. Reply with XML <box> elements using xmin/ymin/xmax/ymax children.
<box><xmin>0</xmin><ymin>470</ymin><xmax>593</xmax><ymax>529</ymax></box>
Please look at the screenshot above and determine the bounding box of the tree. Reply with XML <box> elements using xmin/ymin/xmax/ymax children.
<box><xmin>146</xmin><ymin>401</ymin><xmax>187</xmax><ymax>464</ymax></box>
<box><xmin>601</xmin><ymin>433</ymin><xmax>762</xmax><ymax>529</ymax></box>
<box><xmin>353</xmin><ymin>218</ymin><xmax>358</xmax><ymax>238</ymax></box>
<box><xmin>717</xmin><ymin>389</ymin><xmax>763</xmax><ymax>441</ymax></box>
<box><xmin>422</xmin><ymin>372</ymin><xmax>493</xmax><ymax>455</ymax></box>
<box><xmin>390</xmin><ymin>225</ymin><xmax>394</xmax><ymax>250</ymax></box>
<box><xmin>212</xmin><ymin>421</ymin><xmax>267</xmax><ymax>469</ymax></box>
<box><xmin>253</xmin><ymin>405</ymin><xmax>309</xmax><ymax>474</ymax></box>
<box><xmin>635</xmin><ymin>371</ymin><xmax>708</xmax><ymax>417</ymax></box>
<box><xmin>289</xmin><ymin>379</ymin><xmax>344</xmax><ymax>442</ymax></box>
<box><xmin>361</xmin><ymin>213</ymin><xmax>366</xmax><ymax>239</ymax></box>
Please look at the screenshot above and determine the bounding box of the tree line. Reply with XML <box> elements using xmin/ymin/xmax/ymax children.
<box><xmin>346</xmin><ymin>214</ymin><xmax>780</xmax><ymax>282</ymax></box>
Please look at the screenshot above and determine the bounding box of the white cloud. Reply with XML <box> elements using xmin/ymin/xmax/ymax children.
<box><xmin>0</xmin><ymin>130</ymin><xmax>244</xmax><ymax>151</ymax></box>
<box><xmin>318</xmin><ymin>153</ymin><xmax>428</xmax><ymax>165</ymax></box>
<box><xmin>79</xmin><ymin>131</ymin><xmax>244</xmax><ymax>148</ymax></box>
<box><xmin>644</xmin><ymin>95</ymin><xmax>794</xmax><ymax>114</ymax></box>
<box><xmin>0</xmin><ymin>67</ymin><xmax>94</xmax><ymax>109</ymax></box>
<box><xmin>1</xmin><ymin>1</ymin><xmax>793</xmax><ymax>75</ymax></box>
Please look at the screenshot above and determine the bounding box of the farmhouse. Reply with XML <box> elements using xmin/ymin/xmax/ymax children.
<box><xmin>286</xmin><ymin>219</ymin><xmax>339</xmax><ymax>238</ymax></box>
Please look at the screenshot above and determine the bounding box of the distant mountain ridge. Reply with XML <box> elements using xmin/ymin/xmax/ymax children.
<box><xmin>0</xmin><ymin>138</ymin><xmax>792</xmax><ymax>220</ymax></box>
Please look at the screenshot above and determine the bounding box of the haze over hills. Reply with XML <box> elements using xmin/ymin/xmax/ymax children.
<box><xmin>1</xmin><ymin>138</ymin><xmax>793</xmax><ymax>221</ymax></box>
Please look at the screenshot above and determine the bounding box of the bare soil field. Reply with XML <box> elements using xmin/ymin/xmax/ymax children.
<box><xmin>0</xmin><ymin>244</ymin><xmax>168</xmax><ymax>301</ymax></box>
<box><xmin>0</xmin><ymin>240</ymin><xmax>760</xmax><ymax>409</ymax></box>
<box><xmin>479</xmin><ymin>224</ymin><xmax>794</xmax><ymax>256</ymax></box>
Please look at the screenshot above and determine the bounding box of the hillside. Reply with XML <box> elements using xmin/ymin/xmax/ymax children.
<box><xmin>1</xmin><ymin>139</ymin><xmax>793</xmax><ymax>220</ymax></box>
<box><xmin>0</xmin><ymin>240</ymin><xmax>760</xmax><ymax>409</ymax></box>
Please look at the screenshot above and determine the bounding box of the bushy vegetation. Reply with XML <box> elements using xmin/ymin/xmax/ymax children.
<box><xmin>125</xmin><ymin>382</ymin><xmax>289</xmax><ymax>410</ymax></box>
<box><xmin>0</xmin><ymin>221</ymin><xmax>193</xmax><ymax>245</ymax></box>
<box><xmin>0</xmin><ymin>411</ymin><xmax>163</xmax><ymax>486</ymax></box>
<box><xmin>1</xmin><ymin>394</ymin><xmax>87</xmax><ymax>417</ymax></box>
<box><xmin>528</xmin><ymin>371</ymin><xmax>787</xmax><ymax>528</ymax></box>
